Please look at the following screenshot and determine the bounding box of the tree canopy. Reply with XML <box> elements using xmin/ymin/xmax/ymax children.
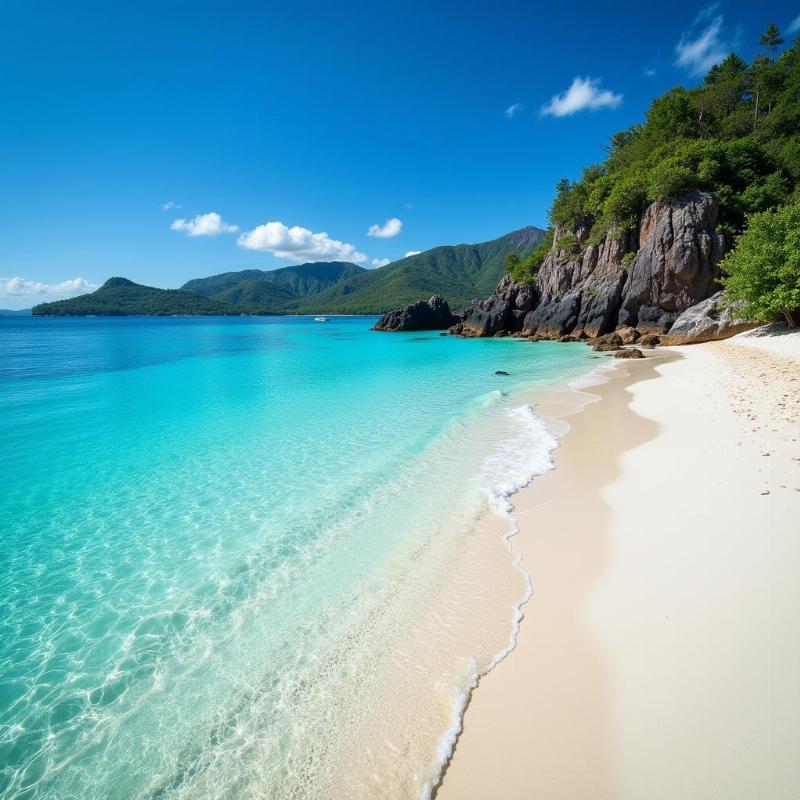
<box><xmin>547</xmin><ymin>28</ymin><xmax>800</xmax><ymax>244</ymax></box>
<box><xmin>720</xmin><ymin>203</ymin><xmax>800</xmax><ymax>327</ymax></box>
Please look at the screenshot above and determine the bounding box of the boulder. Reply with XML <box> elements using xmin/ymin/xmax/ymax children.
<box><xmin>373</xmin><ymin>295</ymin><xmax>457</xmax><ymax>332</ymax></box>
<box><xmin>614</xmin><ymin>348</ymin><xmax>645</xmax><ymax>359</ymax></box>
<box><xmin>590</xmin><ymin>332</ymin><xmax>623</xmax><ymax>352</ymax></box>
<box><xmin>616</xmin><ymin>326</ymin><xmax>640</xmax><ymax>344</ymax></box>
<box><xmin>663</xmin><ymin>292</ymin><xmax>758</xmax><ymax>344</ymax></box>
<box><xmin>638</xmin><ymin>333</ymin><xmax>661</xmax><ymax>348</ymax></box>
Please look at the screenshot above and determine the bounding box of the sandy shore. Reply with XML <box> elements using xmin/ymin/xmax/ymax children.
<box><xmin>439</xmin><ymin>328</ymin><xmax>800</xmax><ymax>800</ymax></box>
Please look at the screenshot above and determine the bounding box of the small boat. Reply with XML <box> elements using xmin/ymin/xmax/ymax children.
<box><xmin>314</xmin><ymin>316</ymin><xmax>328</xmax><ymax>322</ymax></box>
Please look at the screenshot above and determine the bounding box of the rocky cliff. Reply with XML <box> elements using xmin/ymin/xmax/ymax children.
<box><xmin>450</xmin><ymin>191</ymin><xmax>727</xmax><ymax>339</ymax></box>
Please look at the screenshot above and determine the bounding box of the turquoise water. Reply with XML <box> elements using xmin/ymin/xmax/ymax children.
<box><xmin>0</xmin><ymin>316</ymin><xmax>597</xmax><ymax>799</ymax></box>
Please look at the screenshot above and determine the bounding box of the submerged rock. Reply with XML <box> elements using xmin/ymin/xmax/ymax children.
<box><xmin>373</xmin><ymin>295</ymin><xmax>457</xmax><ymax>332</ymax></box>
<box><xmin>663</xmin><ymin>291</ymin><xmax>758</xmax><ymax>344</ymax></box>
<box><xmin>495</xmin><ymin>370</ymin><xmax>510</xmax><ymax>376</ymax></box>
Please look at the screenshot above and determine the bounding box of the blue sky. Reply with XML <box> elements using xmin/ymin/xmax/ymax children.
<box><xmin>1</xmin><ymin>0</ymin><xmax>798</xmax><ymax>307</ymax></box>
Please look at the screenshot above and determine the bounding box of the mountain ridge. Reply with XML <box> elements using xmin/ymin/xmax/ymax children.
<box><xmin>30</xmin><ymin>226</ymin><xmax>545</xmax><ymax>316</ymax></box>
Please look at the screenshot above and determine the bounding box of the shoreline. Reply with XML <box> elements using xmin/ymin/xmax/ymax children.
<box><xmin>438</xmin><ymin>330</ymin><xmax>800</xmax><ymax>799</ymax></box>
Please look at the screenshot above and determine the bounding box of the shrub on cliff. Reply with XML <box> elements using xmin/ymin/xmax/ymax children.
<box><xmin>505</xmin><ymin>229</ymin><xmax>554</xmax><ymax>283</ymax></box>
<box><xmin>721</xmin><ymin>203</ymin><xmax>800</xmax><ymax>327</ymax></box>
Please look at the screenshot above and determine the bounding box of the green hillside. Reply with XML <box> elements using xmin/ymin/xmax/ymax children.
<box><xmin>294</xmin><ymin>226</ymin><xmax>544</xmax><ymax>314</ymax></box>
<box><xmin>182</xmin><ymin>261</ymin><xmax>367</xmax><ymax>301</ymax></box>
<box><xmin>31</xmin><ymin>278</ymin><xmax>244</xmax><ymax>316</ymax></box>
<box><xmin>213</xmin><ymin>279</ymin><xmax>299</xmax><ymax>310</ymax></box>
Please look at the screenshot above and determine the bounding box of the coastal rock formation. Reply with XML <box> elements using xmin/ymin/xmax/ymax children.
<box><xmin>448</xmin><ymin>276</ymin><xmax>536</xmax><ymax>337</ymax></box>
<box><xmin>373</xmin><ymin>295</ymin><xmax>458</xmax><ymax>332</ymax></box>
<box><xmin>450</xmin><ymin>191</ymin><xmax>726</xmax><ymax>341</ymax></box>
<box><xmin>663</xmin><ymin>292</ymin><xmax>758</xmax><ymax>344</ymax></box>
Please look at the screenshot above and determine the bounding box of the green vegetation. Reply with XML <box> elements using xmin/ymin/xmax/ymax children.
<box><xmin>721</xmin><ymin>203</ymin><xmax>800</xmax><ymax>327</ymax></box>
<box><xmin>548</xmin><ymin>27</ymin><xmax>800</xmax><ymax>245</ymax></box>
<box><xmin>504</xmin><ymin>228</ymin><xmax>555</xmax><ymax>283</ymax></box>
<box><xmin>32</xmin><ymin>278</ymin><xmax>246</xmax><ymax>316</ymax></box>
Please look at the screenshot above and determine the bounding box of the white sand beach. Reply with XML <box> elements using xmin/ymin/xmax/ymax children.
<box><xmin>439</xmin><ymin>328</ymin><xmax>800</xmax><ymax>800</ymax></box>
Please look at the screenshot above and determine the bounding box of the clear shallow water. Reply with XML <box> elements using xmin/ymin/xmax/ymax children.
<box><xmin>0</xmin><ymin>316</ymin><xmax>597</xmax><ymax>799</ymax></box>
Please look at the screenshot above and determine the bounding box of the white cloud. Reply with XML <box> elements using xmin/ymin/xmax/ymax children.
<box><xmin>161</xmin><ymin>201</ymin><xmax>182</xmax><ymax>210</ymax></box>
<box><xmin>788</xmin><ymin>14</ymin><xmax>800</xmax><ymax>34</ymax></box>
<box><xmin>541</xmin><ymin>77</ymin><xmax>622</xmax><ymax>117</ymax></box>
<box><xmin>171</xmin><ymin>212</ymin><xmax>239</xmax><ymax>236</ymax></box>
<box><xmin>404</xmin><ymin>250</ymin><xmax>422</xmax><ymax>258</ymax></box>
<box><xmin>675</xmin><ymin>7</ymin><xmax>730</xmax><ymax>75</ymax></box>
<box><xmin>505</xmin><ymin>102</ymin><xmax>523</xmax><ymax>118</ymax></box>
<box><xmin>238</xmin><ymin>221</ymin><xmax>368</xmax><ymax>264</ymax></box>
<box><xmin>644</xmin><ymin>67</ymin><xmax>657</xmax><ymax>77</ymax></box>
<box><xmin>367</xmin><ymin>217</ymin><xmax>403</xmax><ymax>238</ymax></box>
<box><xmin>371</xmin><ymin>258</ymin><xmax>391</xmax><ymax>268</ymax></box>
<box><xmin>0</xmin><ymin>276</ymin><xmax>99</xmax><ymax>297</ymax></box>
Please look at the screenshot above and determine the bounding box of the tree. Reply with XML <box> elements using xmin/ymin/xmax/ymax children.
<box><xmin>720</xmin><ymin>203</ymin><xmax>800</xmax><ymax>327</ymax></box>
<box><xmin>760</xmin><ymin>23</ymin><xmax>784</xmax><ymax>59</ymax></box>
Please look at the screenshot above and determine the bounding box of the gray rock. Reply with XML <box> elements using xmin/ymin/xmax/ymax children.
<box><xmin>620</xmin><ymin>191</ymin><xmax>724</xmax><ymax>332</ymax></box>
<box><xmin>663</xmin><ymin>292</ymin><xmax>758</xmax><ymax>344</ymax></box>
<box><xmin>373</xmin><ymin>295</ymin><xmax>457</xmax><ymax>332</ymax></box>
<box><xmin>445</xmin><ymin>192</ymin><xmax>729</xmax><ymax>341</ymax></box>
<box><xmin>457</xmin><ymin>275</ymin><xmax>539</xmax><ymax>337</ymax></box>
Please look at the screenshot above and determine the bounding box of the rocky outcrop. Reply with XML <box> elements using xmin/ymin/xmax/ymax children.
<box><xmin>452</xmin><ymin>191</ymin><xmax>726</xmax><ymax>342</ymax></box>
<box><xmin>373</xmin><ymin>295</ymin><xmax>458</xmax><ymax>332</ymax></box>
<box><xmin>448</xmin><ymin>276</ymin><xmax>536</xmax><ymax>337</ymax></box>
<box><xmin>662</xmin><ymin>291</ymin><xmax>758</xmax><ymax>344</ymax></box>
<box><xmin>617</xmin><ymin>192</ymin><xmax>724</xmax><ymax>333</ymax></box>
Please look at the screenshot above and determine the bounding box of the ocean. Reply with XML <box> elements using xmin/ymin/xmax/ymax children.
<box><xmin>0</xmin><ymin>315</ymin><xmax>599</xmax><ymax>799</ymax></box>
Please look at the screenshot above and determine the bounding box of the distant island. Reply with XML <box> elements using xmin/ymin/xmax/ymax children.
<box><xmin>32</xmin><ymin>228</ymin><xmax>543</xmax><ymax>316</ymax></box>
<box><xmin>31</xmin><ymin>278</ymin><xmax>244</xmax><ymax>316</ymax></box>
